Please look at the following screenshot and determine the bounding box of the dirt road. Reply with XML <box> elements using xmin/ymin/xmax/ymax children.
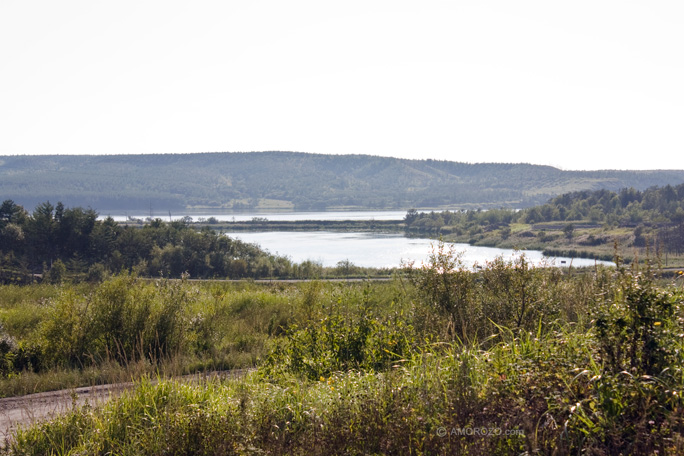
<box><xmin>0</xmin><ymin>382</ymin><xmax>132</xmax><ymax>442</ymax></box>
<box><xmin>0</xmin><ymin>371</ymin><xmax>244</xmax><ymax>443</ymax></box>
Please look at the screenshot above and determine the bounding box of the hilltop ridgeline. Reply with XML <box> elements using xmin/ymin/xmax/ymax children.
<box><xmin>2</xmin><ymin>151</ymin><xmax>684</xmax><ymax>211</ymax></box>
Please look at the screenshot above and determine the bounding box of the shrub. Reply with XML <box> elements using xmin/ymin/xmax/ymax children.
<box><xmin>36</xmin><ymin>273</ymin><xmax>193</xmax><ymax>368</ymax></box>
<box><xmin>405</xmin><ymin>241</ymin><xmax>477</xmax><ymax>341</ymax></box>
<box><xmin>565</xmin><ymin>262</ymin><xmax>684</xmax><ymax>454</ymax></box>
<box><xmin>263</xmin><ymin>290</ymin><xmax>416</xmax><ymax>380</ymax></box>
<box><xmin>44</xmin><ymin>259</ymin><xmax>67</xmax><ymax>284</ymax></box>
<box><xmin>594</xmin><ymin>262</ymin><xmax>679</xmax><ymax>376</ymax></box>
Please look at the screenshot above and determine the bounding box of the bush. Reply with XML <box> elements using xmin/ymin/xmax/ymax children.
<box><xmin>594</xmin><ymin>262</ymin><xmax>679</xmax><ymax>376</ymax></box>
<box><xmin>405</xmin><ymin>241</ymin><xmax>477</xmax><ymax>341</ymax></box>
<box><xmin>263</xmin><ymin>289</ymin><xmax>416</xmax><ymax>380</ymax></box>
<box><xmin>44</xmin><ymin>259</ymin><xmax>67</xmax><ymax>284</ymax></box>
<box><xmin>406</xmin><ymin>241</ymin><xmax>571</xmax><ymax>342</ymax></box>
<box><xmin>36</xmin><ymin>273</ymin><xmax>193</xmax><ymax>368</ymax></box>
<box><xmin>564</xmin><ymin>262</ymin><xmax>684</xmax><ymax>454</ymax></box>
<box><xmin>0</xmin><ymin>325</ymin><xmax>17</xmax><ymax>376</ymax></box>
<box><xmin>86</xmin><ymin>263</ymin><xmax>108</xmax><ymax>282</ymax></box>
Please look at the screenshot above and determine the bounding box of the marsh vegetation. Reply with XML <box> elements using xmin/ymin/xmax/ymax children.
<box><xmin>1</xmin><ymin>243</ymin><xmax>683</xmax><ymax>454</ymax></box>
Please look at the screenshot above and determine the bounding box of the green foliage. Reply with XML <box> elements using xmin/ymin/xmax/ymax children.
<box><xmin>38</xmin><ymin>287</ymin><xmax>92</xmax><ymax>367</ymax></box>
<box><xmin>562</xmin><ymin>223</ymin><xmax>574</xmax><ymax>240</ymax></box>
<box><xmin>85</xmin><ymin>263</ymin><xmax>107</xmax><ymax>282</ymax></box>
<box><xmin>263</xmin><ymin>285</ymin><xmax>416</xmax><ymax>380</ymax></box>
<box><xmin>406</xmin><ymin>241</ymin><xmax>574</xmax><ymax>341</ymax></box>
<box><xmin>404</xmin><ymin>185</ymin><xmax>684</xmax><ymax>257</ymax></box>
<box><xmin>0</xmin><ymin>276</ymin><xmax>191</xmax><ymax>376</ymax></box>
<box><xmin>0</xmin><ymin>324</ymin><xmax>17</xmax><ymax>377</ymax></box>
<box><xmin>0</xmin><ymin>279</ymin><xmax>399</xmax><ymax>389</ymax></box>
<box><xmin>0</xmin><ymin>327</ymin><xmax>635</xmax><ymax>455</ymax></box>
<box><xmin>0</xmin><ymin>200</ymin><xmax>397</xmax><ymax>283</ymax></box>
<box><xmin>480</xmin><ymin>254</ymin><xmax>555</xmax><ymax>330</ymax></box>
<box><xmin>0</xmin><ymin>200</ymin><xmax>305</xmax><ymax>282</ymax></box>
<box><xmin>405</xmin><ymin>241</ymin><xmax>476</xmax><ymax>341</ymax></box>
<box><xmin>555</xmin><ymin>263</ymin><xmax>684</xmax><ymax>454</ymax></box>
<box><xmin>265</xmin><ymin>314</ymin><xmax>415</xmax><ymax>381</ymax></box>
<box><xmin>92</xmin><ymin>274</ymin><xmax>189</xmax><ymax>363</ymax></box>
<box><xmin>5</xmin><ymin>261</ymin><xmax>684</xmax><ymax>454</ymax></box>
<box><xmin>594</xmin><ymin>263</ymin><xmax>679</xmax><ymax>376</ymax></box>
<box><xmin>44</xmin><ymin>259</ymin><xmax>67</xmax><ymax>284</ymax></box>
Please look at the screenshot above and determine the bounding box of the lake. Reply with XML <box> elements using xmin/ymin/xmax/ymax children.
<box><xmin>225</xmin><ymin>230</ymin><xmax>612</xmax><ymax>269</ymax></box>
<box><xmin>101</xmin><ymin>210</ymin><xmax>612</xmax><ymax>269</ymax></box>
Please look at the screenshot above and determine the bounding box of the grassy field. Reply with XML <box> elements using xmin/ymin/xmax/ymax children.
<box><xmin>441</xmin><ymin>220</ymin><xmax>684</xmax><ymax>267</ymax></box>
<box><xmin>2</xmin><ymin>247</ymin><xmax>684</xmax><ymax>454</ymax></box>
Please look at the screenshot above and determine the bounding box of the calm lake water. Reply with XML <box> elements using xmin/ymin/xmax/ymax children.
<box><xmin>225</xmin><ymin>231</ymin><xmax>613</xmax><ymax>269</ymax></box>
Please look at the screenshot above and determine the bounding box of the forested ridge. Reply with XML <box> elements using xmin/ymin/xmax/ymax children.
<box><xmin>2</xmin><ymin>151</ymin><xmax>684</xmax><ymax>211</ymax></box>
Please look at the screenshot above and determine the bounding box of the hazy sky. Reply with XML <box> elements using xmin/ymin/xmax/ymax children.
<box><xmin>1</xmin><ymin>1</ymin><xmax>683</xmax><ymax>170</ymax></box>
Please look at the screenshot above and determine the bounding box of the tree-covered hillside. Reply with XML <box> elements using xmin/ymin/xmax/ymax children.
<box><xmin>2</xmin><ymin>152</ymin><xmax>684</xmax><ymax>211</ymax></box>
<box><xmin>404</xmin><ymin>184</ymin><xmax>684</xmax><ymax>262</ymax></box>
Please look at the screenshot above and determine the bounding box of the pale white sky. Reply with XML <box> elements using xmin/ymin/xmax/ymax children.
<box><xmin>1</xmin><ymin>1</ymin><xmax>683</xmax><ymax>170</ymax></box>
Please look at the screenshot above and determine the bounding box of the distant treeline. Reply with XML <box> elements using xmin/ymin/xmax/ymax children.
<box><xmin>526</xmin><ymin>185</ymin><xmax>684</xmax><ymax>224</ymax></box>
<box><xmin>0</xmin><ymin>200</ymin><xmax>374</xmax><ymax>284</ymax></box>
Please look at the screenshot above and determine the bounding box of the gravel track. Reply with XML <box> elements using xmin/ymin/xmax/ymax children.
<box><xmin>0</xmin><ymin>370</ymin><xmax>246</xmax><ymax>444</ymax></box>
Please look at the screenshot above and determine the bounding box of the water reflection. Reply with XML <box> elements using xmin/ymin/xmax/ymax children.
<box><xmin>226</xmin><ymin>231</ymin><xmax>613</xmax><ymax>269</ymax></box>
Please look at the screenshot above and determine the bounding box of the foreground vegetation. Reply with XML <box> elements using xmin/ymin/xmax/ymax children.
<box><xmin>2</xmin><ymin>244</ymin><xmax>684</xmax><ymax>454</ymax></box>
<box><xmin>0</xmin><ymin>275</ymin><xmax>316</xmax><ymax>397</ymax></box>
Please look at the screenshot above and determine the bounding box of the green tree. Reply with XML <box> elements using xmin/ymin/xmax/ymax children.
<box><xmin>28</xmin><ymin>202</ymin><xmax>57</xmax><ymax>267</ymax></box>
<box><xmin>45</xmin><ymin>259</ymin><xmax>67</xmax><ymax>284</ymax></box>
<box><xmin>563</xmin><ymin>223</ymin><xmax>575</xmax><ymax>240</ymax></box>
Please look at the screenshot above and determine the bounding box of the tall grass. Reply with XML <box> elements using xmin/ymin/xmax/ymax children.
<box><xmin>4</xmin><ymin>325</ymin><xmax>655</xmax><ymax>455</ymax></box>
<box><xmin>0</xmin><ymin>275</ymin><xmax>413</xmax><ymax>396</ymax></box>
<box><xmin>3</xmin><ymin>250</ymin><xmax>684</xmax><ymax>454</ymax></box>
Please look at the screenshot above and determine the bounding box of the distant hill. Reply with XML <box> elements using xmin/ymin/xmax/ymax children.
<box><xmin>1</xmin><ymin>152</ymin><xmax>684</xmax><ymax>212</ymax></box>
